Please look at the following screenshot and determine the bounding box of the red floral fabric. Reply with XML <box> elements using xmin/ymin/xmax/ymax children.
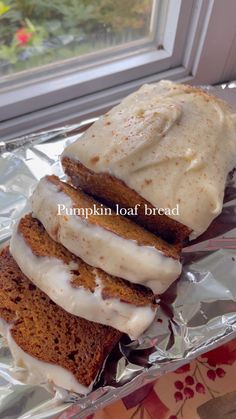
<box><xmin>59</xmin><ymin>337</ymin><xmax>236</xmax><ymax>418</ymax></box>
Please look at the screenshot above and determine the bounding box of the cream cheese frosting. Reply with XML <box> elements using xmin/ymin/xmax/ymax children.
<box><xmin>10</xmin><ymin>228</ymin><xmax>157</xmax><ymax>339</ymax></box>
<box><xmin>30</xmin><ymin>177</ymin><xmax>181</xmax><ymax>294</ymax></box>
<box><xmin>0</xmin><ymin>318</ymin><xmax>92</xmax><ymax>394</ymax></box>
<box><xmin>63</xmin><ymin>80</ymin><xmax>236</xmax><ymax>239</ymax></box>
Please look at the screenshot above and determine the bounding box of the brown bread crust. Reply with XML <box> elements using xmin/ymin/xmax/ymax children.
<box><xmin>61</xmin><ymin>157</ymin><xmax>191</xmax><ymax>245</ymax></box>
<box><xmin>18</xmin><ymin>214</ymin><xmax>157</xmax><ymax>306</ymax></box>
<box><xmin>0</xmin><ymin>247</ymin><xmax>122</xmax><ymax>387</ymax></box>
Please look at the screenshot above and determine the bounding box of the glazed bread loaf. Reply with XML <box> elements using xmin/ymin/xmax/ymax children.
<box><xmin>62</xmin><ymin>80</ymin><xmax>236</xmax><ymax>242</ymax></box>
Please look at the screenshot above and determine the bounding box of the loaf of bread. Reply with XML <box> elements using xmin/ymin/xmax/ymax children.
<box><xmin>62</xmin><ymin>80</ymin><xmax>236</xmax><ymax>243</ymax></box>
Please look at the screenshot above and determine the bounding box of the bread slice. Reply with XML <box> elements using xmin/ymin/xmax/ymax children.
<box><xmin>10</xmin><ymin>214</ymin><xmax>158</xmax><ymax>339</ymax></box>
<box><xmin>61</xmin><ymin>157</ymin><xmax>190</xmax><ymax>244</ymax></box>
<box><xmin>29</xmin><ymin>175</ymin><xmax>182</xmax><ymax>295</ymax></box>
<box><xmin>0</xmin><ymin>247</ymin><xmax>122</xmax><ymax>393</ymax></box>
<box><xmin>61</xmin><ymin>80</ymin><xmax>236</xmax><ymax>243</ymax></box>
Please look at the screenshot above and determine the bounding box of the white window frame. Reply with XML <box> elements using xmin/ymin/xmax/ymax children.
<box><xmin>1</xmin><ymin>0</ymin><xmax>236</xmax><ymax>140</ymax></box>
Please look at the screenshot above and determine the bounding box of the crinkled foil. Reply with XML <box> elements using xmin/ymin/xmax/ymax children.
<box><xmin>0</xmin><ymin>83</ymin><xmax>236</xmax><ymax>419</ymax></box>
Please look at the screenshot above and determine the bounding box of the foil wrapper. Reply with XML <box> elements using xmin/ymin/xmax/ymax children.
<box><xmin>0</xmin><ymin>83</ymin><xmax>236</xmax><ymax>419</ymax></box>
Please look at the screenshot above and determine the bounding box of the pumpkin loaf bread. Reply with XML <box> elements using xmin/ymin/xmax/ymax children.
<box><xmin>29</xmin><ymin>175</ymin><xmax>182</xmax><ymax>295</ymax></box>
<box><xmin>0</xmin><ymin>247</ymin><xmax>122</xmax><ymax>394</ymax></box>
<box><xmin>62</xmin><ymin>156</ymin><xmax>190</xmax><ymax>244</ymax></box>
<box><xmin>62</xmin><ymin>80</ymin><xmax>236</xmax><ymax>243</ymax></box>
<box><xmin>10</xmin><ymin>214</ymin><xmax>158</xmax><ymax>339</ymax></box>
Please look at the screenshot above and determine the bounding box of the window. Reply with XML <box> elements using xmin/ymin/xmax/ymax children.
<box><xmin>0</xmin><ymin>0</ymin><xmax>155</xmax><ymax>77</ymax></box>
<box><xmin>1</xmin><ymin>0</ymin><xmax>236</xmax><ymax>140</ymax></box>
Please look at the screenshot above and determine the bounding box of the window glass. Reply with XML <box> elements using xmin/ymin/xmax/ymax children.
<box><xmin>0</xmin><ymin>0</ymin><xmax>154</xmax><ymax>77</ymax></box>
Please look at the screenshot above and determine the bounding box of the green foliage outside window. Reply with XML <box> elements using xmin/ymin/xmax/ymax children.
<box><xmin>0</xmin><ymin>0</ymin><xmax>153</xmax><ymax>76</ymax></box>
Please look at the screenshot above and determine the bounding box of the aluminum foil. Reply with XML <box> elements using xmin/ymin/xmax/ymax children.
<box><xmin>0</xmin><ymin>83</ymin><xmax>236</xmax><ymax>419</ymax></box>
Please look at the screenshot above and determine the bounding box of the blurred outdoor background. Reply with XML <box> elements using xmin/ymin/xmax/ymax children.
<box><xmin>0</xmin><ymin>0</ymin><xmax>153</xmax><ymax>76</ymax></box>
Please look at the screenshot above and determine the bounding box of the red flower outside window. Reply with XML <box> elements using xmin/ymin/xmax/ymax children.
<box><xmin>15</xmin><ymin>28</ymin><xmax>32</xmax><ymax>46</ymax></box>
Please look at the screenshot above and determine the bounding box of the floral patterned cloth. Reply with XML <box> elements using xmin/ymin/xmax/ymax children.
<box><xmin>58</xmin><ymin>338</ymin><xmax>236</xmax><ymax>418</ymax></box>
<box><xmin>87</xmin><ymin>337</ymin><xmax>236</xmax><ymax>419</ymax></box>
